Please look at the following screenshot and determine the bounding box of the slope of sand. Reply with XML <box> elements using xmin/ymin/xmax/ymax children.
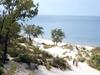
<box><xmin>34</xmin><ymin>38</ymin><xmax>100</xmax><ymax>75</ymax></box>
<box><xmin>35</xmin><ymin>62</ymin><xmax>100</xmax><ymax>75</ymax></box>
<box><xmin>5</xmin><ymin>38</ymin><xmax>100</xmax><ymax>75</ymax></box>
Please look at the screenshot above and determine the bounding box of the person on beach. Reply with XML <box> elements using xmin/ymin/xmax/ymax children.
<box><xmin>73</xmin><ymin>58</ymin><xmax>78</xmax><ymax>67</ymax></box>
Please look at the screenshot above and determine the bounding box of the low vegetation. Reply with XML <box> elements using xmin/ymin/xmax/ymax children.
<box><xmin>51</xmin><ymin>57</ymin><xmax>71</xmax><ymax>70</ymax></box>
<box><xmin>0</xmin><ymin>67</ymin><xmax>3</xmax><ymax>75</ymax></box>
<box><xmin>88</xmin><ymin>47</ymin><xmax>100</xmax><ymax>70</ymax></box>
<box><xmin>3</xmin><ymin>63</ymin><xmax>17</xmax><ymax>75</ymax></box>
<box><xmin>62</xmin><ymin>44</ymin><xmax>73</xmax><ymax>50</ymax></box>
<box><xmin>13</xmin><ymin>45</ymin><xmax>71</xmax><ymax>71</ymax></box>
<box><xmin>1</xmin><ymin>0</ymin><xmax>97</xmax><ymax>75</ymax></box>
<box><xmin>8</xmin><ymin>44</ymin><xmax>27</xmax><ymax>57</ymax></box>
<box><xmin>77</xmin><ymin>56</ymin><xmax>86</xmax><ymax>62</ymax></box>
<box><xmin>0</xmin><ymin>45</ymin><xmax>3</xmax><ymax>75</ymax></box>
<box><xmin>43</xmin><ymin>44</ymin><xmax>55</xmax><ymax>49</ymax></box>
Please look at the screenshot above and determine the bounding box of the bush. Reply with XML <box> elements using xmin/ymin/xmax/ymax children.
<box><xmin>43</xmin><ymin>44</ymin><xmax>55</xmax><ymax>49</ymax></box>
<box><xmin>17</xmin><ymin>37</ymin><xmax>27</xmax><ymax>43</ymax></box>
<box><xmin>78</xmin><ymin>57</ymin><xmax>86</xmax><ymax>62</ymax></box>
<box><xmin>8</xmin><ymin>44</ymin><xmax>27</xmax><ymax>57</ymax></box>
<box><xmin>0</xmin><ymin>67</ymin><xmax>3</xmax><ymax>75</ymax></box>
<box><xmin>32</xmin><ymin>46</ymin><xmax>53</xmax><ymax>59</ymax></box>
<box><xmin>88</xmin><ymin>47</ymin><xmax>100</xmax><ymax>70</ymax></box>
<box><xmin>63</xmin><ymin>44</ymin><xmax>73</xmax><ymax>50</ymax></box>
<box><xmin>88</xmin><ymin>54</ymin><xmax>100</xmax><ymax>70</ymax></box>
<box><xmin>14</xmin><ymin>46</ymin><xmax>71</xmax><ymax>71</ymax></box>
<box><xmin>3</xmin><ymin>62</ymin><xmax>17</xmax><ymax>75</ymax></box>
<box><xmin>40</xmin><ymin>51</ymin><xmax>53</xmax><ymax>58</ymax></box>
<box><xmin>51</xmin><ymin>57</ymin><xmax>71</xmax><ymax>70</ymax></box>
<box><xmin>14</xmin><ymin>53</ymin><xmax>33</xmax><ymax>65</ymax></box>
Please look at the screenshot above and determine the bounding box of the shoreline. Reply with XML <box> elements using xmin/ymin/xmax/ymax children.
<box><xmin>34</xmin><ymin>38</ymin><xmax>95</xmax><ymax>49</ymax></box>
<box><xmin>38</xmin><ymin>36</ymin><xmax>100</xmax><ymax>47</ymax></box>
<box><xmin>65</xmin><ymin>40</ymin><xmax>100</xmax><ymax>47</ymax></box>
<box><xmin>35</xmin><ymin>38</ymin><xmax>99</xmax><ymax>47</ymax></box>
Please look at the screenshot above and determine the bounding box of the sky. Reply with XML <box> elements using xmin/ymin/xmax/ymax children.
<box><xmin>34</xmin><ymin>0</ymin><xmax>100</xmax><ymax>16</ymax></box>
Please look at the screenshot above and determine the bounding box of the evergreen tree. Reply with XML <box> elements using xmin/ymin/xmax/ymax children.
<box><xmin>0</xmin><ymin>0</ymin><xmax>38</xmax><ymax>64</ymax></box>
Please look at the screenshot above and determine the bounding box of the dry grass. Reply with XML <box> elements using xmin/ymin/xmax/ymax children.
<box><xmin>28</xmin><ymin>71</ymin><xmax>37</xmax><ymax>75</ymax></box>
<box><xmin>3</xmin><ymin>63</ymin><xmax>17</xmax><ymax>75</ymax></box>
<box><xmin>43</xmin><ymin>44</ymin><xmax>55</xmax><ymax>49</ymax></box>
<box><xmin>62</xmin><ymin>44</ymin><xmax>73</xmax><ymax>50</ymax></box>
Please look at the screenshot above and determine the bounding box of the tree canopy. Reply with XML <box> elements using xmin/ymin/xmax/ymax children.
<box><xmin>51</xmin><ymin>28</ymin><xmax>65</xmax><ymax>45</ymax></box>
<box><xmin>23</xmin><ymin>24</ymin><xmax>44</xmax><ymax>41</ymax></box>
<box><xmin>0</xmin><ymin>0</ymin><xmax>38</xmax><ymax>64</ymax></box>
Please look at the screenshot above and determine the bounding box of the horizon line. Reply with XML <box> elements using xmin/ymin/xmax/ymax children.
<box><xmin>37</xmin><ymin>15</ymin><xmax>100</xmax><ymax>17</ymax></box>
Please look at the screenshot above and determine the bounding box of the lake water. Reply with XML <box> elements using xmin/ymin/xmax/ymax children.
<box><xmin>27</xmin><ymin>15</ymin><xmax>100</xmax><ymax>46</ymax></box>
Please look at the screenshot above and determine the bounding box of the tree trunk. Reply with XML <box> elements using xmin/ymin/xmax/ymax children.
<box><xmin>29</xmin><ymin>34</ymin><xmax>32</xmax><ymax>42</ymax></box>
<box><xmin>55</xmin><ymin>42</ymin><xmax>57</xmax><ymax>46</ymax></box>
<box><xmin>2</xmin><ymin>36</ymin><xmax>8</xmax><ymax>64</ymax></box>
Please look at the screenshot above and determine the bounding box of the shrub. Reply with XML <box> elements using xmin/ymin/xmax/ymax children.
<box><xmin>88</xmin><ymin>47</ymin><xmax>100</xmax><ymax>70</ymax></box>
<box><xmin>17</xmin><ymin>37</ymin><xmax>27</xmax><ymax>43</ymax></box>
<box><xmin>32</xmin><ymin>46</ymin><xmax>53</xmax><ymax>59</ymax></box>
<box><xmin>0</xmin><ymin>67</ymin><xmax>3</xmax><ymax>75</ymax></box>
<box><xmin>14</xmin><ymin>46</ymin><xmax>71</xmax><ymax>71</ymax></box>
<box><xmin>78</xmin><ymin>57</ymin><xmax>86</xmax><ymax>62</ymax></box>
<box><xmin>8</xmin><ymin>44</ymin><xmax>27</xmax><ymax>57</ymax></box>
<box><xmin>63</xmin><ymin>44</ymin><xmax>73</xmax><ymax>50</ymax></box>
<box><xmin>51</xmin><ymin>57</ymin><xmax>71</xmax><ymax>70</ymax></box>
<box><xmin>3</xmin><ymin>63</ymin><xmax>17</xmax><ymax>75</ymax></box>
<box><xmin>14</xmin><ymin>53</ymin><xmax>33</xmax><ymax>65</ymax></box>
<box><xmin>88</xmin><ymin>54</ymin><xmax>100</xmax><ymax>70</ymax></box>
<box><xmin>40</xmin><ymin>51</ymin><xmax>53</xmax><ymax>58</ymax></box>
<box><xmin>43</xmin><ymin>44</ymin><xmax>55</xmax><ymax>49</ymax></box>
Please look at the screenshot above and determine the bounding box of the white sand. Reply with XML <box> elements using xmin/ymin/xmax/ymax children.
<box><xmin>34</xmin><ymin>38</ymin><xmax>100</xmax><ymax>75</ymax></box>
<box><xmin>36</xmin><ymin>62</ymin><xmax>100</xmax><ymax>75</ymax></box>
<box><xmin>6</xmin><ymin>38</ymin><xmax>99</xmax><ymax>75</ymax></box>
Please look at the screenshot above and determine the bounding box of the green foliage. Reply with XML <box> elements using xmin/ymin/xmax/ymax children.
<box><xmin>0</xmin><ymin>44</ymin><xmax>3</xmax><ymax>62</ymax></box>
<box><xmin>0</xmin><ymin>67</ymin><xmax>3</xmax><ymax>75</ymax></box>
<box><xmin>13</xmin><ymin>45</ymin><xmax>71</xmax><ymax>71</ymax></box>
<box><xmin>8</xmin><ymin>44</ymin><xmax>26</xmax><ymax>57</ymax></box>
<box><xmin>0</xmin><ymin>0</ymin><xmax>38</xmax><ymax>20</ymax></box>
<box><xmin>51</xmin><ymin>28</ymin><xmax>65</xmax><ymax>45</ymax></box>
<box><xmin>1</xmin><ymin>20</ymin><xmax>20</xmax><ymax>39</ymax></box>
<box><xmin>17</xmin><ymin>37</ymin><xmax>27</xmax><ymax>43</ymax></box>
<box><xmin>14</xmin><ymin>46</ymin><xmax>53</xmax><ymax>69</ymax></box>
<box><xmin>0</xmin><ymin>45</ymin><xmax>3</xmax><ymax>75</ymax></box>
<box><xmin>51</xmin><ymin>57</ymin><xmax>71</xmax><ymax>70</ymax></box>
<box><xmin>23</xmin><ymin>25</ymin><xmax>33</xmax><ymax>40</ymax></box>
<box><xmin>15</xmin><ymin>53</ymin><xmax>33</xmax><ymax>64</ymax></box>
<box><xmin>31</xmin><ymin>25</ymin><xmax>44</xmax><ymax>38</ymax></box>
<box><xmin>23</xmin><ymin>24</ymin><xmax>44</xmax><ymax>41</ymax></box>
<box><xmin>88</xmin><ymin>47</ymin><xmax>100</xmax><ymax>70</ymax></box>
<box><xmin>0</xmin><ymin>0</ymin><xmax>38</xmax><ymax>40</ymax></box>
<box><xmin>0</xmin><ymin>0</ymin><xmax>38</xmax><ymax>64</ymax></box>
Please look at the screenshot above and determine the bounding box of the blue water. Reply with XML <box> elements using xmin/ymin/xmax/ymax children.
<box><xmin>27</xmin><ymin>15</ymin><xmax>100</xmax><ymax>46</ymax></box>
